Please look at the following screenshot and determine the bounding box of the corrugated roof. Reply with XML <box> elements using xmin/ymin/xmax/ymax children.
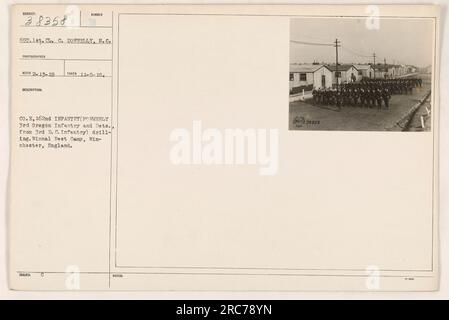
<box><xmin>372</xmin><ymin>64</ymin><xmax>388</xmax><ymax>71</ymax></box>
<box><xmin>354</xmin><ymin>64</ymin><xmax>373</xmax><ymax>70</ymax></box>
<box><xmin>326</xmin><ymin>64</ymin><xmax>357</xmax><ymax>72</ymax></box>
<box><xmin>290</xmin><ymin>64</ymin><xmax>323</xmax><ymax>73</ymax></box>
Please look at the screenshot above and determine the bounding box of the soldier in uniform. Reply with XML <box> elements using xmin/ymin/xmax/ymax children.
<box><xmin>308</xmin><ymin>77</ymin><xmax>422</xmax><ymax>109</ymax></box>
<box><xmin>323</xmin><ymin>89</ymin><xmax>329</xmax><ymax>105</ymax></box>
<box><xmin>336</xmin><ymin>90</ymin><xmax>342</xmax><ymax>110</ymax></box>
<box><xmin>342</xmin><ymin>88</ymin><xmax>349</xmax><ymax>107</ymax></box>
<box><xmin>312</xmin><ymin>89</ymin><xmax>318</xmax><ymax>105</ymax></box>
<box><xmin>369</xmin><ymin>88</ymin><xmax>376</xmax><ymax>108</ymax></box>
<box><xmin>365</xmin><ymin>88</ymin><xmax>371</xmax><ymax>107</ymax></box>
<box><xmin>347</xmin><ymin>89</ymin><xmax>354</xmax><ymax>107</ymax></box>
<box><xmin>353</xmin><ymin>88</ymin><xmax>360</xmax><ymax>107</ymax></box>
<box><xmin>329</xmin><ymin>89</ymin><xmax>335</xmax><ymax>106</ymax></box>
<box><xmin>360</xmin><ymin>88</ymin><xmax>366</xmax><ymax>107</ymax></box>
<box><xmin>382</xmin><ymin>88</ymin><xmax>391</xmax><ymax>109</ymax></box>
<box><xmin>317</xmin><ymin>89</ymin><xmax>323</xmax><ymax>105</ymax></box>
<box><xmin>376</xmin><ymin>88</ymin><xmax>383</xmax><ymax>109</ymax></box>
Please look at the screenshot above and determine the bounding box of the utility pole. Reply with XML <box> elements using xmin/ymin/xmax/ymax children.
<box><xmin>373</xmin><ymin>52</ymin><xmax>376</xmax><ymax>78</ymax></box>
<box><xmin>335</xmin><ymin>38</ymin><xmax>341</xmax><ymax>91</ymax></box>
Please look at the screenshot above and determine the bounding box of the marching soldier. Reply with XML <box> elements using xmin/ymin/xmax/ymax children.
<box><xmin>312</xmin><ymin>89</ymin><xmax>318</xmax><ymax>105</ymax></box>
<box><xmin>307</xmin><ymin>77</ymin><xmax>421</xmax><ymax>109</ymax></box>
<box><xmin>360</xmin><ymin>88</ymin><xmax>367</xmax><ymax>107</ymax></box>
<box><xmin>376</xmin><ymin>88</ymin><xmax>383</xmax><ymax>109</ymax></box>
<box><xmin>369</xmin><ymin>88</ymin><xmax>376</xmax><ymax>108</ymax></box>
<box><xmin>352</xmin><ymin>88</ymin><xmax>360</xmax><ymax>106</ymax></box>
<box><xmin>323</xmin><ymin>89</ymin><xmax>329</xmax><ymax>105</ymax></box>
<box><xmin>382</xmin><ymin>88</ymin><xmax>391</xmax><ymax>109</ymax></box>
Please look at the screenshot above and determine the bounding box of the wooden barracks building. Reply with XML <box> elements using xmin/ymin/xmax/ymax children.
<box><xmin>289</xmin><ymin>64</ymin><xmax>333</xmax><ymax>94</ymax></box>
<box><xmin>289</xmin><ymin>63</ymin><xmax>415</xmax><ymax>95</ymax></box>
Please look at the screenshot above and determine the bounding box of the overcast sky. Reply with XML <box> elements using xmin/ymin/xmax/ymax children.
<box><xmin>290</xmin><ymin>18</ymin><xmax>434</xmax><ymax>68</ymax></box>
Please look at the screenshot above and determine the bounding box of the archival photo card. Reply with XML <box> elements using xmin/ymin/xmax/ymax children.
<box><xmin>7</xmin><ymin>4</ymin><xmax>440</xmax><ymax>292</ymax></box>
<box><xmin>289</xmin><ymin>17</ymin><xmax>435</xmax><ymax>131</ymax></box>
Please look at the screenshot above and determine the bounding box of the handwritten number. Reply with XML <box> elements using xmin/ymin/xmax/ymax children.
<box><xmin>25</xmin><ymin>15</ymin><xmax>68</xmax><ymax>27</ymax></box>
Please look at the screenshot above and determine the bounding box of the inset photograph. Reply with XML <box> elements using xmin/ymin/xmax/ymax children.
<box><xmin>289</xmin><ymin>18</ymin><xmax>434</xmax><ymax>131</ymax></box>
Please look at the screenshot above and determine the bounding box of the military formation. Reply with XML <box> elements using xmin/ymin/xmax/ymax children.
<box><xmin>311</xmin><ymin>78</ymin><xmax>422</xmax><ymax>110</ymax></box>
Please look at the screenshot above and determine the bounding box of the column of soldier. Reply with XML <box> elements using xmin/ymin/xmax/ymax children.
<box><xmin>311</xmin><ymin>78</ymin><xmax>422</xmax><ymax>110</ymax></box>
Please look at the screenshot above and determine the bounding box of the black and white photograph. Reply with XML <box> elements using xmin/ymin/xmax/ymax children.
<box><xmin>1</xmin><ymin>2</ymin><xmax>447</xmax><ymax>299</ymax></box>
<box><xmin>289</xmin><ymin>17</ymin><xmax>434</xmax><ymax>131</ymax></box>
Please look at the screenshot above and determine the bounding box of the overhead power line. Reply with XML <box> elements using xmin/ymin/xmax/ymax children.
<box><xmin>290</xmin><ymin>39</ymin><xmax>334</xmax><ymax>47</ymax></box>
<box><xmin>292</xmin><ymin>40</ymin><xmax>377</xmax><ymax>60</ymax></box>
<box><xmin>340</xmin><ymin>46</ymin><xmax>372</xmax><ymax>58</ymax></box>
